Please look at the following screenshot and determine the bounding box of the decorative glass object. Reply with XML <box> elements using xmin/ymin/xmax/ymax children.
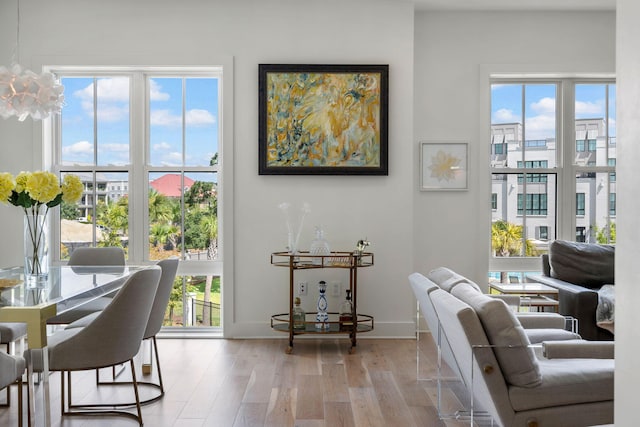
<box><xmin>24</xmin><ymin>214</ymin><xmax>48</xmax><ymax>288</ymax></box>
<box><xmin>339</xmin><ymin>289</ymin><xmax>354</xmax><ymax>331</ymax></box>
<box><xmin>315</xmin><ymin>280</ymin><xmax>330</xmax><ymax>330</ymax></box>
<box><xmin>309</xmin><ymin>226</ymin><xmax>330</xmax><ymax>265</ymax></box>
<box><xmin>293</xmin><ymin>297</ymin><xmax>306</xmax><ymax>330</ymax></box>
<box><xmin>279</xmin><ymin>202</ymin><xmax>311</xmax><ymax>254</ymax></box>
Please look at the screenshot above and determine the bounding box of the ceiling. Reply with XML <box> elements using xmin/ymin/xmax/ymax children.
<box><xmin>410</xmin><ymin>0</ymin><xmax>616</xmax><ymax>11</ymax></box>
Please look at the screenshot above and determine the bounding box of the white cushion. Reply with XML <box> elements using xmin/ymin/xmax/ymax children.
<box><xmin>427</xmin><ymin>267</ymin><xmax>482</xmax><ymax>293</ymax></box>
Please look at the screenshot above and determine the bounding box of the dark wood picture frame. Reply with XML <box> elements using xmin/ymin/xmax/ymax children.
<box><xmin>259</xmin><ymin>64</ymin><xmax>389</xmax><ymax>175</ymax></box>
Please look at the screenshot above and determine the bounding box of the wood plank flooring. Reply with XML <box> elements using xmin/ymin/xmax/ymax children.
<box><xmin>0</xmin><ymin>333</ymin><xmax>477</xmax><ymax>427</ymax></box>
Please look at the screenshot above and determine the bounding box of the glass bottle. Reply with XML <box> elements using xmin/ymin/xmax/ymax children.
<box><xmin>293</xmin><ymin>297</ymin><xmax>306</xmax><ymax>330</ymax></box>
<box><xmin>309</xmin><ymin>226</ymin><xmax>331</xmax><ymax>265</ymax></box>
<box><xmin>339</xmin><ymin>289</ymin><xmax>354</xmax><ymax>331</ymax></box>
<box><xmin>315</xmin><ymin>280</ymin><xmax>330</xmax><ymax>330</ymax></box>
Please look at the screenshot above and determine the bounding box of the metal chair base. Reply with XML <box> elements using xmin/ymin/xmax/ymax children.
<box><xmin>78</xmin><ymin>336</ymin><xmax>164</xmax><ymax>407</ymax></box>
<box><xmin>62</xmin><ymin>359</ymin><xmax>144</xmax><ymax>426</ymax></box>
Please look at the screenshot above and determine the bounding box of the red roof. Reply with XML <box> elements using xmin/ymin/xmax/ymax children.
<box><xmin>150</xmin><ymin>174</ymin><xmax>195</xmax><ymax>197</ymax></box>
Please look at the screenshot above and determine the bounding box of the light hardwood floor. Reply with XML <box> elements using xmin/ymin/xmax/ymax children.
<box><xmin>1</xmin><ymin>334</ymin><xmax>477</xmax><ymax>427</ymax></box>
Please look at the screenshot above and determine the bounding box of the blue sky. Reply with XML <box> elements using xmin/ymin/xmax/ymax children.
<box><xmin>491</xmin><ymin>83</ymin><xmax>616</xmax><ymax>139</ymax></box>
<box><xmin>61</xmin><ymin>76</ymin><xmax>219</xmax><ymax>169</ymax></box>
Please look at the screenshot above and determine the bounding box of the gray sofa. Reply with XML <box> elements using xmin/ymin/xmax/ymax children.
<box><xmin>530</xmin><ymin>240</ymin><xmax>614</xmax><ymax>341</ymax></box>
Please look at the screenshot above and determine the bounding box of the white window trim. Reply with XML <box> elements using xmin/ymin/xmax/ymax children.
<box><xmin>480</xmin><ymin>65</ymin><xmax>615</xmax><ymax>274</ymax></box>
<box><xmin>40</xmin><ymin>60</ymin><xmax>235</xmax><ymax>336</ymax></box>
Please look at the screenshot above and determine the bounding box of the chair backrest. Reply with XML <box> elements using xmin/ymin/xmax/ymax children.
<box><xmin>68</xmin><ymin>246</ymin><xmax>125</xmax><ymax>266</ymax></box>
<box><xmin>429</xmin><ymin>288</ymin><xmax>514</xmax><ymax>426</ymax></box>
<box><xmin>144</xmin><ymin>258</ymin><xmax>179</xmax><ymax>339</ymax></box>
<box><xmin>48</xmin><ymin>267</ymin><xmax>161</xmax><ymax>371</ymax></box>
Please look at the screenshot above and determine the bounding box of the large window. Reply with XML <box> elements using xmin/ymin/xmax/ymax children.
<box><xmin>49</xmin><ymin>68</ymin><xmax>224</xmax><ymax>331</ymax></box>
<box><xmin>490</xmin><ymin>79</ymin><xmax>616</xmax><ymax>279</ymax></box>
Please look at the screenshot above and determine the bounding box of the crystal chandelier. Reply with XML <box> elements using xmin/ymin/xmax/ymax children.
<box><xmin>0</xmin><ymin>0</ymin><xmax>64</xmax><ymax>121</ymax></box>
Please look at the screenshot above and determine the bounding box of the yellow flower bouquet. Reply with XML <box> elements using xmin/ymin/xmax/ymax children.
<box><xmin>0</xmin><ymin>171</ymin><xmax>83</xmax><ymax>285</ymax></box>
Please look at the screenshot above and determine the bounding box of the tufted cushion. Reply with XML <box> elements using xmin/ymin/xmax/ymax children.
<box><xmin>451</xmin><ymin>283</ymin><xmax>542</xmax><ymax>388</ymax></box>
<box><xmin>549</xmin><ymin>240</ymin><xmax>614</xmax><ymax>289</ymax></box>
<box><xmin>427</xmin><ymin>267</ymin><xmax>482</xmax><ymax>293</ymax></box>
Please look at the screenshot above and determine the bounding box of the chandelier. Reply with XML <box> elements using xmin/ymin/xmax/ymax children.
<box><xmin>0</xmin><ymin>0</ymin><xmax>64</xmax><ymax>121</ymax></box>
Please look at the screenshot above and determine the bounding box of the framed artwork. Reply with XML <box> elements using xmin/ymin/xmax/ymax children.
<box><xmin>259</xmin><ymin>64</ymin><xmax>389</xmax><ymax>175</ymax></box>
<box><xmin>420</xmin><ymin>142</ymin><xmax>468</xmax><ymax>191</ymax></box>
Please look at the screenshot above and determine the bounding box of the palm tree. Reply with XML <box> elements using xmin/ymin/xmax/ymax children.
<box><xmin>148</xmin><ymin>189</ymin><xmax>173</xmax><ymax>224</ymax></box>
<box><xmin>491</xmin><ymin>220</ymin><xmax>523</xmax><ymax>257</ymax></box>
<box><xmin>491</xmin><ymin>220</ymin><xmax>540</xmax><ymax>282</ymax></box>
<box><xmin>150</xmin><ymin>222</ymin><xmax>178</xmax><ymax>251</ymax></box>
<box><xmin>200</xmin><ymin>215</ymin><xmax>218</xmax><ymax>326</ymax></box>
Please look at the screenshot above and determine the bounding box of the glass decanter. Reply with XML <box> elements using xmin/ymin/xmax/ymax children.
<box><xmin>309</xmin><ymin>226</ymin><xmax>331</xmax><ymax>265</ymax></box>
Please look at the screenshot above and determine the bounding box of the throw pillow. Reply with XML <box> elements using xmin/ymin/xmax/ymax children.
<box><xmin>451</xmin><ymin>283</ymin><xmax>542</xmax><ymax>388</ymax></box>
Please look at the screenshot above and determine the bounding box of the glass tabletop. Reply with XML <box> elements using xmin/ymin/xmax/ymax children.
<box><xmin>0</xmin><ymin>265</ymin><xmax>150</xmax><ymax>312</ymax></box>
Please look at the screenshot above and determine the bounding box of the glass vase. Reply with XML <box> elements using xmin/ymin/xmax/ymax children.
<box><xmin>24</xmin><ymin>214</ymin><xmax>49</xmax><ymax>288</ymax></box>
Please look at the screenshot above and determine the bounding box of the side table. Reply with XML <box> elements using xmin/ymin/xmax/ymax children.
<box><xmin>489</xmin><ymin>282</ymin><xmax>560</xmax><ymax>313</ymax></box>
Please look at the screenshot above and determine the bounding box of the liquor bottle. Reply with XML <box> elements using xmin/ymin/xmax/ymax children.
<box><xmin>339</xmin><ymin>289</ymin><xmax>354</xmax><ymax>331</ymax></box>
<box><xmin>315</xmin><ymin>281</ymin><xmax>330</xmax><ymax>330</ymax></box>
<box><xmin>293</xmin><ymin>297</ymin><xmax>306</xmax><ymax>330</ymax></box>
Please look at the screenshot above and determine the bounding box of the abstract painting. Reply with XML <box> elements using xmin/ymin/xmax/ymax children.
<box><xmin>420</xmin><ymin>142</ymin><xmax>468</xmax><ymax>190</ymax></box>
<box><xmin>259</xmin><ymin>64</ymin><xmax>388</xmax><ymax>175</ymax></box>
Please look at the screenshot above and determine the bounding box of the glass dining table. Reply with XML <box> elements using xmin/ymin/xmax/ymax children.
<box><xmin>0</xmin><ymin>265</ymin><xmax>150</xmax><ymax>348</ymax></box>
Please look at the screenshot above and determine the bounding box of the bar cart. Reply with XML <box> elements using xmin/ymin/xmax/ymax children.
<box><xmin>270</xmin><ymin>251</ymin><xmax>374</xmax><ymax>354</ymax></box>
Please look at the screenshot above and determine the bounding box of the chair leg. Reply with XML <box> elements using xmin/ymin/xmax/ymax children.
<box><xmin>129</xmin><ymin>359</ymin><xmax>143</xmax><ymax>426</ymax></box>
<box><xmin>17</xmin><ymin>377</ymin><xmax>22</xmax><ymax>427</ymax></box>
<box><xmin>26</xmin><ymin>356</ymin><xmax>34</xmax><ymax>427</ymax></box>
<box><xmin>151</xmin><ymin>336</ymin><xmax>164</xmax><ymax>395</ymax></box>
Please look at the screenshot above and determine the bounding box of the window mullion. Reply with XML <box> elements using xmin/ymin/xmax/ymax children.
<box><xmin>129</xmin><ymin>72</ymin><xmax>147</xmax><ymax>263</ymax></box>
<box><xmin>558</xmin><ymin>80</ymin><xmax>575</xmax><ymax>241</ymax></box>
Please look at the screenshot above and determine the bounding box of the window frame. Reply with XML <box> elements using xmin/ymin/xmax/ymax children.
<box><xmin>44</xmin><ymin>64</ymin><xmax>234</xmax><ymax>335</ymax></box>
<box><xmin>488</xmin><ymin>76</ymin><xmax>616</xmax><ymax>274</ymax></box>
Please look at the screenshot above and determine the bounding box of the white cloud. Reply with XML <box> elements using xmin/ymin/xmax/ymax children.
<box><xmin>530</xmin><ymin>97</ymin><xmax>556</xmax><ymax>115</ymax></box>
<box><xmin>153</xmin><ymin>142</ymin><xmax>172</xmax><ymax>151</ymax></box>
<box><xmin>150</xmin><ymin>109</ymin><xmax>180</xmax><ymax>126</ymax></box>
<box><xmin>62</xmin><ymin>140</ymin><xmax>93</xmax><ymax>156</ymax></box>
<box><xmin>525</xmin><ymin>114</ymin><xmax>556</xmax><ymax>140</ymax></box>
<box><xmin>151</xmin><ymin>108</ymin><xmax>216</xmax><ymax>127</ymax></box>
<box><xmin>161</xmin><ymin>152</ymin><xmax>183</xmax><ymax>166</ymax></box>
<box><xmin>576</xmin><ymin>100</ymin><xmax>604</xmax><ymax>116</ymax></box>
<box><xmin>493</xmin><ymin>108</ymin><xmax>519</xmax><ymax>123</ymax></box>
<box><xmin>101</xmin><ymin>143</ymin><xmax>129</xmax><ymax>153</ymax></box>
<box><xmin>74</xmin><ymin>77</ymin><xmax>130</xmax><ymax>102</ymax></box>
<box><xmin>73</xmin><ymin>77</ymin><xmax>169</xmax><ymax>122</ymax></box>
<box><xmin>149</xmin><ymin>79</ymin><xmax>170</xmax><ymax>101</ymax></box>
<box><xmin>186</xmin><ymin>109</ymin><xmax>216</xmax><ymax>125</ymax></box>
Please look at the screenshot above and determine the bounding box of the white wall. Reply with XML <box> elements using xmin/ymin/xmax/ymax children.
<box><xmin>0</xmin><ymin>0</ymin><xmax>416</xmax><ymax>338</ymax></box>
<box><xmin>615</xmin><ymin>0</ymin><xmax>640</xmax><ymax>424</ymax></box>
<box><xmin>413</xmin><ymin>11</ymin><xmax>615</xmax><ymax>286</ymax></box>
